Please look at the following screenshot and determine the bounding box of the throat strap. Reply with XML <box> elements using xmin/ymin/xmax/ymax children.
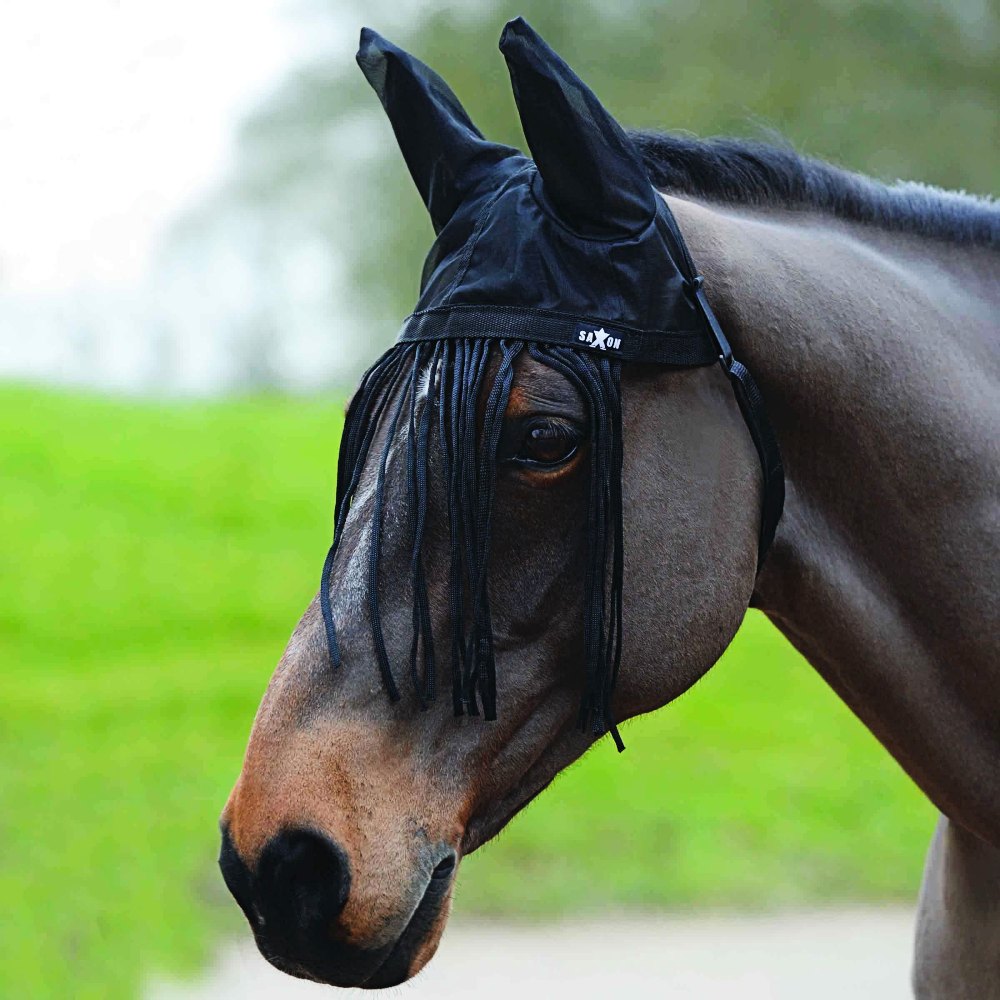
<box><xmin>686</xmin><ymin>275</ymin><xmax>785</xmax><ymax>570</ymax></box>
<box><xmin>655</xmin><ymin>207</ymin><xmax>785</xmax><ymax>572</ymax></box>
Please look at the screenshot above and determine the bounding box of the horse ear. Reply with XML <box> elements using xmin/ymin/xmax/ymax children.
<box><xmin>357</xmin><ymin>28</ymin><xmax>518</xmax><ymax>234</ymax></box>
<box><xmin>499</xmin><ymin>17</ymin><xmax>656</xmax><ymax>238</ymax></box>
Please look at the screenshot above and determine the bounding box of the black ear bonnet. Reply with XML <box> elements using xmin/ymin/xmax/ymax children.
<box><xmin>320</xmin><ymin>18</ymin><xmax>784</xmax><ymax>749</ymax></box>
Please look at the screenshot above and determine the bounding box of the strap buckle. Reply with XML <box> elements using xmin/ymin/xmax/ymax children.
<box><xmin>686</xmin><ymin>275</ymin><xmax>733</xmax><ymax>370</ymax></box>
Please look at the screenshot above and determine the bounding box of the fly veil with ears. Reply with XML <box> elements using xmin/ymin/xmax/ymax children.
<box><xmin>320</xmin><ymin>17</ymin><xmax>784</xmax><ymax>750</ymax></box>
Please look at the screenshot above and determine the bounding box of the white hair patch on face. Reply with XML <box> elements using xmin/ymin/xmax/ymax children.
<box><xmin>417</xmin><ymin>361</ymin><xmax>438</xmax><ymax>400</ymax></box>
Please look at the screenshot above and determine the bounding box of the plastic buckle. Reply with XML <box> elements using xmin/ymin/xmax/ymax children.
<box><xmin>685</xmin><ymin>275</ymin><xmax>733</xmax><ymax>370</ymax></box>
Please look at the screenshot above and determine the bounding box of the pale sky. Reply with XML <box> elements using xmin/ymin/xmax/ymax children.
<box><xmin>0</xmin><ymin>0</ymin><xmax>447</xmax><ymax>392</ymax></box>
<box><xmin>0</xmin><ymin>0</ymin><xmax>325</xmax><ymax>294</ymax></box>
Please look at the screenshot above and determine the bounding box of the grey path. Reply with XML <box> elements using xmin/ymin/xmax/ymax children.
<box><xmin>147</xmin><ymin>909</ymin><xmax>915</xmax><ymax>999</ymax></box>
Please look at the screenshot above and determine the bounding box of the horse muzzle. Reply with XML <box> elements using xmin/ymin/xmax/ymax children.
<box><xmin>218</xmin><ymin>825</ymin><xmax>456</xmax><ymax>988</ymax></box>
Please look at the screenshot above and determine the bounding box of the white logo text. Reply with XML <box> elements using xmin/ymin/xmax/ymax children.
<box><xmin>577</xmin><ymin>327</ymin><xmax>622</xmax><ymax>351</ymax></box>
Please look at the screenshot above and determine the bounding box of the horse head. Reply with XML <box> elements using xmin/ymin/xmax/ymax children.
<box><xmin>219</xmin><ymin>18</ymin><xmax>773</xmax><ymax>988</ymax></box>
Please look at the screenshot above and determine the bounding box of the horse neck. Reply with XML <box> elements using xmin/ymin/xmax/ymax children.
<box><xmin>667</xmin><ymin>194</ymin><xmax>1000</xmax><ymax>843</ymax></box>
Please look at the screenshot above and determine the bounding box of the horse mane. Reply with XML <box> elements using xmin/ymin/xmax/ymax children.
<box><xmin>629</xmin><ymin>130</ymin><xmax>1000</xmax><ymax>249</ymax></box>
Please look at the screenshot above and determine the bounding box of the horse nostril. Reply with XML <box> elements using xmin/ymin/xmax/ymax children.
<box><xmin>431</xmin><ymin>853</ymin><xmax>457</xmax><ymax>880</ymax></box>
<box><xmin>256</xmin><ymin>829</ymin><xmax>351</xmax><ymax>940</ymax></box>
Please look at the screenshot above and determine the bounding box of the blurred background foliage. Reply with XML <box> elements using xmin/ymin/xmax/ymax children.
<box><xmin>3</xmin><ymin>0</ymin><xmax>998</xmax><ymax>997</ymax></box>
<box><xmin>0</xmin><ymin>388</ymin><xmax>931</xmax><ymax>1000</ymax></box>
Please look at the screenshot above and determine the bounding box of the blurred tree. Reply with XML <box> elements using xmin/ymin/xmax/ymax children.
<box><xmin>205</xmin><ymin>0</ymin><xmax>1000</xmax><ymax>378</ymax></box>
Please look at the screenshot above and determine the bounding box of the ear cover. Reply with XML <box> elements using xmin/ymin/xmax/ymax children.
<box><xmin>357</xmin><ymin>27</ymin><xmax>520</xmax><ymax>234</ymax></box>
<box><xmin>499</xmin><ymin>17</ymin><xmax>656</xmax><ymax>238</ymax></box>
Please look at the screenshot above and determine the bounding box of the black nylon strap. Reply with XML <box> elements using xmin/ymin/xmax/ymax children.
<box><xmin>654</xmin><ymin>202</ymin><xmax>785</xmax><ymax>571</ymax></box>
<box><xmin>687</xmin><ymin>275</ymin><xmax>784</xmax><ymax>570</ymax></box>
<box><xmin>399</xmin><ymin>303</ymin><xmax>718</xmax><ymax>367</ymax></box>
<box><xmin>722</xmin><ymin>359</ymin><xmax>785</xmax><ymax>569</ymax></box>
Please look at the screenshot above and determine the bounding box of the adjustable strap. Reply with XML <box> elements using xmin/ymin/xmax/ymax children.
<box><xmin>652</xmin><ymin>198</ymin><xmax>784</xmax><ymax>570</ymax></box>
<box><xmin>687</xmin><ymin>275</ymin><xmax>785</xmax><ymax>571</ymax></box>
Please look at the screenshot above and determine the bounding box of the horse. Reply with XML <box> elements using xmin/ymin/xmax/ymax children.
<box><xmin>218</xmin><ymin>19</ymin><xmax>1000</xmax><ymax>996</ymax></box>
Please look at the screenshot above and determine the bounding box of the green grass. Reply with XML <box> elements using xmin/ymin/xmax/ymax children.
<box><xmin>0</xmin><ymin>384</ymin><xmax>934</xmax><ymax>998</ymax></box>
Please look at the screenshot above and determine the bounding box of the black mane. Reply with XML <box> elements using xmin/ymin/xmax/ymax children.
<box><xmin>630</xmin><ymin>130</ymin><xmax>1000</xmax><ymax>249</ymax></box>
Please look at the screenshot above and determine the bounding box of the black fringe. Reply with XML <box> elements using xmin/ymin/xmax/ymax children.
<box><xmin>319</xmin><ymin>338</ymin><xmax>625</xmax><ymax>750</ymax></box>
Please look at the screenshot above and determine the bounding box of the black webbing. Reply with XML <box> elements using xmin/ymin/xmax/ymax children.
<box><xmin>655</xmin><ymin>206</ymin><xmax>785</xmax><ymax>569</ymax></box>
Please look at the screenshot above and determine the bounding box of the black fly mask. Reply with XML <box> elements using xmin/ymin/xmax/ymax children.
<box><xmin>320</xmin><ymin>18</ymin><xmax>784</xmax><ymax>750</ymax></box>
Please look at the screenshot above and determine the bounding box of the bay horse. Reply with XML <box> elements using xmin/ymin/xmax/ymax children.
<box><xmin>219</xmin><ymin>19</ymin><xmax>999</xmax><ymax>996</ymax></box>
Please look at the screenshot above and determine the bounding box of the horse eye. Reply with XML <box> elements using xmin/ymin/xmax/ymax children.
<box><xmin>512</xmin><ymin>419</ymin><xmax>580</xmax><ymax>468</ymax></box>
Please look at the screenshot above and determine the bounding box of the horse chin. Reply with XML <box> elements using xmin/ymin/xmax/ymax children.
<box><xmin>354</xmin><ymin>864</ymin><xmax>456</xmax><ymax>989</ymax></box>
